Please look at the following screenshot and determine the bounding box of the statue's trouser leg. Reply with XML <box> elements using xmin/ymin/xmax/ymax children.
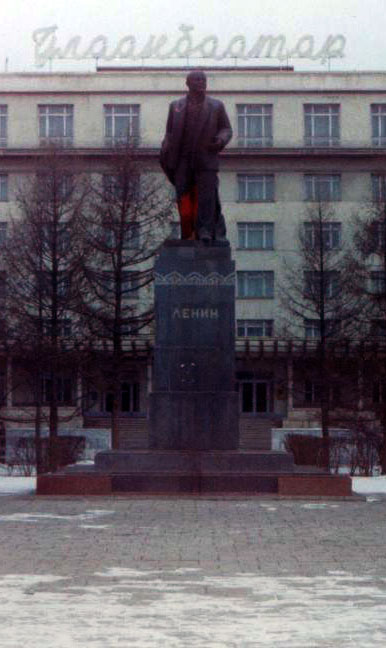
<box><xmin>175</xmin><ymin>159</ymin><xmax>197</xmax><ymax>240</ymax></box>
<box><xmin>214</xmin><ymin>185</ymin><xmax>227</xmax><ymax>240</ymax></box>
<box><xmin>177</xmin><ymin>188</ymin><xmax>198</xmax><ymax>239</ymax></box>
<box><xmin>195</xmin><ymin>170</ymin><xmax>218</xmax><ymax>240</ymax></box>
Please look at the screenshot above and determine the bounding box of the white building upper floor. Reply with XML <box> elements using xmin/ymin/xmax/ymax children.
<box><xmin>0</xmin><ymin>67</ymin><xmax>385</xmax><ymax>343</ymax></box>
<box><xmin>0</xmin><ymin>68</ymin><xmax>386</xmax><ymax>149</ymax></box>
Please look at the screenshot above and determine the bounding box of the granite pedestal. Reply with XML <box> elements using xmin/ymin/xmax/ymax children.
<box><xmin>149</xmin><ymin>241</ymin><xmax>239</xmax><ymax>450</ymax></box>
<box><xmin>37</xmin><ymin>241</ymin><xmax>353</xmax><ymax>497</ymax></box>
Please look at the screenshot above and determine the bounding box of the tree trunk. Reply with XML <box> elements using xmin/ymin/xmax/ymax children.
<box><xmin>380</xmin><ymin>407</ymin><xmax>386</xmax><ymax>474</ymax></box>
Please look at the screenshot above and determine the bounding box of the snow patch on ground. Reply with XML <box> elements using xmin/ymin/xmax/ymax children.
<box><xmin>79</xmin><ymin>525</ymin><xmax>112</xmax><ymax>530</ymax></box>
<box><xmin>0</xmin><ymin>510</ymin><xmax>115</xmax><ymax>523</ymax></box>
<box><xmin>0</xmin><ymin>476</ymin><xmax>36</xmax><ymax>496</ymax></box>
<box><xmin>0</xmin><ymin>569</ymin><xmax>386</xmax><ymax>647</ymax></box>
<box><xmin>352</xmin><ymin>476</ymin><xmax>386</xmax><ymax>494</ymax></box>
<box><xmin>301</xmin><ymin>503</ymin><xmax>340</xmax><ymax>509</ymax></box>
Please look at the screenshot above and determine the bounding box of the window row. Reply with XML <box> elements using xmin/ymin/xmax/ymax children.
<box><xmin>238</xmin><ymin>173</ymin><xmax>386</xmax><ymax>202</ymax></box>
<box><xmin>237</xmin><ymin>269</ymin><xmax>386</xmax><ymax>299</ymax></box>
<box><xmin>1</xmin><ymin>172</ymin><xmax>386</xmax><ymax>204</ymax></box>
<box><xmin>1</xmin><ymin>103</ymin><xmax>386</xmax><ymax>148</ymax></box>
<box><xmin>28</xmin><ymin>376</ymin><xmax>141</xmax><ymax>410</ymax></box>
<box><xmin>237</xmin><ymin>318</ymin><xmax>386</xmax><ymax>340</ymax></box>
<box><xmin>0</xmin><ymin>104</ymin><xmax>140</xmax><ymax>148</ymax></box>
<box><xmin>237</xmin><ymin>222</ymin><xmax>342</xmax><ymax>250</ymax></box>
<box><xmin>234</xmin><ymin>104</ymin><xmax>386</xmax><ymax>148</ymax></box>
<box><xmin>1</xmin><ymin>267</ymin><xmax>383</xmax><ymax>303</ymax></box>
<box><xmin>0</xmin><ymin>217</ymin><xmax>382</xmax><ymax>256</ymax></box>
<box><xmin>39</xmin><ymin>104</ymin><xmax>140</xmax><ymax>148</ymax></box>
<box><xmin>236</xmin><ymin>375</ymin><xmax>385</xmax><ymax>412</ymax></box>
<box><xmin>22</xmin><ymin>315</ymin><xmax>386</xmax><ymax>340</ymax></box>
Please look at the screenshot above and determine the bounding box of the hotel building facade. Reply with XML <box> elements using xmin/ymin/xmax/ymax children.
<box><xmin>0</xmin><ymin>66</ymin><xmax>385</xmax><ymax>456</ymax></box>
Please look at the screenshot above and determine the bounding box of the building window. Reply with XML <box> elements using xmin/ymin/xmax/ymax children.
<box><xmin>237</xmin><ymin>271</ymin><xmax>274</xmax><ymax>298</ymax></box>
<box><xmin>371</xmin><ymin>174</ymin><xmax>386</xmax><ymax>201</ymax></box>
<box><xmin>304</xmin><ymin>320</ymin><xmax>320</xmax><ymax>339</ymax></box>
<box><xmin>0</xmin><ymin>175</ymin><xmax>8</xmax><ymax>202</ymax></box>
<box><xmin>102</xmin><ymin>381</ymin><xmax>140</xmax><ymax>413</ymax></box>
<box><xmin>119</xmin><ymin>321</ymin><xmax>136</xmax><ymax>336</ymax></box>
<box><xmin>0</xmin><ymin>106</ymin><xmax>7</xmax><ymax>147</ymax></box>
<box><xmin>42</xmin><ymin>224</ymin><xmax>71</xmax><ymax>255</ymax></box>
<box><xmin>122</xmin><ymin>272</ymin><xmax>139</xmax><ymax>297</ymax></box>
<box><xmin>57</xmin><ymin>174</ymin><xmax>73</xmax><ymax>200</ymax></box>
<box><xmin>237</xmin><ymin>104</ymin><xmax>273</xmax><ymax>147</ymax></box>
<box><xmin>370</xmin><ymin>270</ymin><xmax>386</xmax><ymax>294</ymax></box>
<box><xmin>236</xmin><ymin>372</ymin><xmax>272</xmax><ymax>413</ymax></box>
<box><xmin>38</xmin><ymin>271</ymin><xmax>70</xmax><ymax>297</ymax></box>
<box><xmin>237</xmin><ymin>319</ymin><xmax>273</xmax><ymax>337</ymax></box>
<box><xmin>43</xmin><ymin>319</ymin><xmax>72</xmax><ymax>337</ymax></box>
<box><xmin>304</xmin><ymin>319</ymin><xmax>340</xmax><ymax>338</ymax></box>
<box><xmin>373</xmin><ymin>221</ymin><xmax>386</xmax><ymax>250</ymax></box>
<box><xmin>102</xmin><ymin>223</ymin><xmax>140</xmax><ymax>250</ymax></box>
<box><xmin>36</xmin><ymin>173</ymin><xmax>73</xmax><ymax>206</ymax></box>
<box><xmin>371</xmin><ymin>105</ymin><xmax>386</xmax><ymax>147</ymax></box>
<box><xmin>58</xmin><ymin>274</ymin><xmax>70</xmax><ymax>297</ymax></box>
<box><xmin>237</xmin><ymin>222</ymin><xmax>274</xmax><ymax>249</ymax></box>
<box><xmin>123</xmin><ymin>227</ymin><xmax>140</xmax><ymax>250</ymax></box>
<box><xmin>304</xmin><ymin>380</ymin><xmax>321</xmax><ymax>404</ymax></box>
<box><xmin>102</xmin><ymin>173</ymin><xmax>140</xmax><ymax>201</ymax></box>
<box><xmin>104</xmin><ymin>105</ymin><xmax>140</xmax><ymax>146</ymax></box>
<box><xmin>102</xmin><ymin>174</ymin><xmax>122</xmax><ymax>199</ymax></box>
<box><xmin>102</xmin><ymin>271</ymin><xmax>139</xmax><ymax>298</ymax></box>
<box><xmin>304</xmin><ymin>380</ymin><xmax>340</xmax><ymax>405</ymax></box>
<box><xmin>42</xmin><ymin>375</ymin><xmax>73</xmax><ymax>404</ymax></box>
<box><xmin>304</xmin><ymin>174</ymin><xmax>341</xmax><ymax>201</ymax></box>
<box><xmin>304</xmin><ymin>222</ymin><xmax>342</xmax><ymax>249</ymax></box>
<box><xmin>304</xmin><ymin>104</ymin><xmax>340</xmax><ymax>147</ymax></box>
<box><xmin>238</xmin><ymin>174</ymin><xmax>274</xmax><ymax>201</ymax></box>
<box><xmin>39</xmin><ymin>105</ymin><xmax>74</xmax><ymax>147</ymax></box>
<box><xmin>304</xmin><ymin>271</ymin><xmax>340</xmax><ymax>299</ymax></box>
<box><xmin>0</xmin><ymin>223</ymin><xmax>7</xmax><ymax>247</ymax></box>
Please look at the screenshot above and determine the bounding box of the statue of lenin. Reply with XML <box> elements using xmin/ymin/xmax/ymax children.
<box><xmin>160</xmin><ymin>70</ymin><xmax>232</xmax><ymax>242</ymax></box>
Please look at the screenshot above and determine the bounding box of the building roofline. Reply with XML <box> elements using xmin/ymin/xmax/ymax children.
<box><xmin>3</xmin><ymin>68</ymin><xmax>386</xmax><ymax>78</ymax></box>
<box><xmin>96</xmin><ymin>65</ymin><xmax>295</xmax><ymax>73</ymax></box>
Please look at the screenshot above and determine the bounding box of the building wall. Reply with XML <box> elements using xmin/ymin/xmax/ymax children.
<box><xmin>0</xmin><ymin>67</ymin><xmax>385</xmax><ymax>439</ymax></box>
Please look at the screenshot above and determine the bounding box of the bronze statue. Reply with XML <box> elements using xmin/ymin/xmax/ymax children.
<box><xmin>160</xmin><ymin>70</ymin><xmax>232</xmax><ymax>242</ymax></box>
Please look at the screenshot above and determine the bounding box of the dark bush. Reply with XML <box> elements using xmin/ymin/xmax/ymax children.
<box><xmin>44</xmin><ymin>436</ymin><xmax>86</xmax><ymax>471</ymax></box>
<box><xmin>13</xmin><ymin>435</ymin><xmax>85</xmax><ymax>474</ymax></box>
<box><xmin>284</xmin><ymin>434</ymin><xmax>324</xmax><ymax>466</ymax></box>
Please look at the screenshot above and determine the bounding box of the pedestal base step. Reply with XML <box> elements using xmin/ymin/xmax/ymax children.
<box><xmin>37</xmin><ymin>471</ymin><xmax>353</xmax><ymax>497</ymax></box>
<box><xmin>94</xmin><ymin>449</ymin><xmax>295</xmax><ymax>473</ymax></box>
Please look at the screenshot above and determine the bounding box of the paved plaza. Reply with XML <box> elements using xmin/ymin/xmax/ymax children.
<box><xmin>0</xmin><ymin>493</ymin><xmax>386</xmax><ymax>646</ymax></box>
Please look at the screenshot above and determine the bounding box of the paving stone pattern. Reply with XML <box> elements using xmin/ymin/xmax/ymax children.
<box><xmin>1</xmin><ymin>495</ymin><xmax>386</xmax><ymax>647</ymax></box>
<box><xmin>0</xmin><ymin>495</ymin><xmax>385</xmax><ymax>577</ymax></box>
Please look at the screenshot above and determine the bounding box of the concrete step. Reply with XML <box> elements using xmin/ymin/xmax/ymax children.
<box><xmin>239</xmin><ymin>418</ymin><xmax>282</xmax><ymax>450</ymax></box>
<box><xmin>118</xmin><ymin>418</ymin><xmax>149</xmax><ymax>449</ymax></box>
<box><xmin>95</xmin><ymin>449</ymin><xmax>295</xmax><ymax>473</ymax></box>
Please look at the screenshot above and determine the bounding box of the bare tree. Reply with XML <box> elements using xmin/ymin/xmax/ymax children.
<box><xmin>279</xmin><ymin>201</ymin><xmax>358</xmax><ymax>469</ymax></box>
<box><xmin>2</xmin><ymin>150</ymin><xmax>89</xmax><ymax>472</ymax></box>
<box><xmin>80</xmin><ymin>147</ymin><xmax>173</xmax><ymax>449</ymax></box>
<box><xmin>344</xmin><ymin>179</ymin><xmax>386</xmax><ymax>472</ymax></box>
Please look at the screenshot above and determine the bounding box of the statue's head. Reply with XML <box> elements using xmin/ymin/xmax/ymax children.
<box><xmin>186</xmin><ymin>70</ymin><xmax>207</xmax><ymax>95</ymax></box>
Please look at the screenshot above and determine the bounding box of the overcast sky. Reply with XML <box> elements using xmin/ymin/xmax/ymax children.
<box><xmin>1</xmin><ymin>0</ymin><xmax>385</xmax><ymax>73</ymax></box>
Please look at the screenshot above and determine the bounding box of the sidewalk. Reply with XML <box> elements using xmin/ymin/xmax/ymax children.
<box><xmin>0</xmin><ymin>492</ymin><xmax>386</xmax><ymax>646</ymax></box>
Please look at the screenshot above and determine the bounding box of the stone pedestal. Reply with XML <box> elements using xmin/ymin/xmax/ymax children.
<box><xmin>35</xmin><ymin>241</ymin><xmax>354</xmax><ymax>498</ymax></box>
<box><xmin>149</xmin><ymin>241</ymin><xmax>239</xmax><ymax>450</ymax></box>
